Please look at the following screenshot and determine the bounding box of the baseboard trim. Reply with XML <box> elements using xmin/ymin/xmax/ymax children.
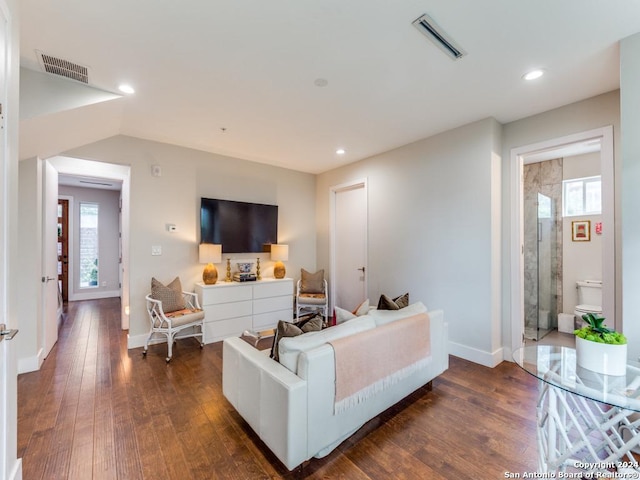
<box><xmin>128</xmin><ymin>332</ymin><xmax>163</xmax><ymax>350</ymax></box>
<box><xmin>448</xmin><ymin>341</ymin><xmax>504</xmax><ymax>368</ymax></box>
<box><xmin>18</xmin><ymin>348</ymin><xmax>44</xmax><ymax>374</ymax></box>
<box><xmin>69</xmin><ymin>290</ymin><xmax>120</xmax><ymax>302</ymax></box>
<box><xmin>9</xmin><ymin>458</ymin><xmax>22</xmax><ymax>480</ymax></box>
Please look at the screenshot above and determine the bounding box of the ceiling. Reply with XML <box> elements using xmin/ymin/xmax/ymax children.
<box><xmin>19</xmin><ymin>1</ymin><xmax>640</xmax><ymax>174</ymax></box>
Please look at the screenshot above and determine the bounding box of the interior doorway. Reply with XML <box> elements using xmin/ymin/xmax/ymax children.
<box><xmin>48</xmin><ymin>156</ymin><xmax>131</xmax><ymax>330</ymax></box>
<box><xmin>510</xmin><ymin>127</ymin><xmax>615</xmax><ymax>355</ymax></box>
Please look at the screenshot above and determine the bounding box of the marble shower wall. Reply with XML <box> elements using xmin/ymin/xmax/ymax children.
<box><xmin>523</xmin><ymin>159</ymin><xmax>563</xmax><ymax>333</ymax></box>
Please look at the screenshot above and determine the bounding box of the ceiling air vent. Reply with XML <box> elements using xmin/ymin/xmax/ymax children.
<box><xmin>36</xmin><ymin>50</ymin><xmax>89</xmax><ymax>84</ymax></box>
<box><xmin>412</xmin><ymin>14</ymin><xmax>466</xmax><ymax>60</ymax></box>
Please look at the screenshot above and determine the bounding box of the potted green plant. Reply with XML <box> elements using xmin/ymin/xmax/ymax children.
<box><xmin>574</xmin><ymin>313</ymin><xmax>627</xmax><ymax>376</ymax></box>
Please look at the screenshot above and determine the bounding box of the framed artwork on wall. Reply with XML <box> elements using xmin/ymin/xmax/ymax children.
<box><xmin>572</xmin><ymin>220</ymin><xmax>591</xmax><ymax>242</ymax></box>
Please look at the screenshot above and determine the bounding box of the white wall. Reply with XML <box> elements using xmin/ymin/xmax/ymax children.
<box><xmin>58</xmin><ymin>185</ymin><xmax>121</xmax><ymax>300</ymax></box>
<box><xmin>501</xmin><ymin>91</ymin><xmax>621</xmax><ymax>353</ymax></box>
<box><xmin>61</xmin><ymin>135</ymin><xmax>316</xmax><ymax>345</ymax></box>
<box><xmin>317</xmin><ymin>118</ymin><xmax>503</xmax><ymax>367</ymax></box>
<box><xmin>561</xmin><ymin>152</ymin><xmax>602</xmax><ymax>315</ymax></box>
<box><xmin>621</xmin><ymin>33</ymin><xmax>640</xmax><ymax>361</ymax></box>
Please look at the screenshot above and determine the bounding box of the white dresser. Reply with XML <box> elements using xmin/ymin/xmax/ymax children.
<box><xmin>195</xmin><ymin>278</ymin><xmax>293</xmax><ymax>343</ymax></box>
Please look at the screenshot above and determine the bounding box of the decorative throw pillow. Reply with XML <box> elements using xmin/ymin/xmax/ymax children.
<box><xmin>334</xmin><ymin>306</ymin><xmax>357</xmax><ymax>324</ymax></box>
<box><xmin>377</xmin><ymin>292</ymin><xmax>410</xmax><ymax>310</ymax></box>
<box><xmin>300</xmin><ymin>315</ymin><xmax>324</xmax><ymax>333</ymax></box>
<box><xmin>300</xmin><ymin>269</ymin><xmax>324</xmax><ymax>294</ymax></box>
<box><xmin>352</xmin><ymin>298</ymin><xmax>370</xmax><ymax>316</ymax></box>
<box><xmin>151</xmin><ymin>277</ymin><xmax>185</xmax><ymax>313</ymax></box>
<box><xmin>394</xmin><ymin>292</ymin><xmax>410</xmax><ymax>309</ymax></box>
<box><xmin>270</xmin><ymin>320</ymin><xmax>303</xmax><ymax>361</ymax></box>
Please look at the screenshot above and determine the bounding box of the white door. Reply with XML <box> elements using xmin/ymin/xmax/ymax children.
<box><xmin>0</xmin><ymin>7</ymin><xmax>7</xmax><ymax>475</ymax></box>
<box><xmin>42</xmin><ymin>160</ymin><xmax>59</xmax><ymax>358</ymax></box>
<box><xmin>331</xmin><ymin>181</ymin><xmax>367</xmax><ymax>311</ymax></box>
<box><xmin>0</xmin><ymin>2</ymin><xmax>20</xmax><ymax>478</ymax></box>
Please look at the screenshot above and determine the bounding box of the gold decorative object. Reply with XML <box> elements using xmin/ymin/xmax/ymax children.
<box><xmin>271</xmin><ymin>244</ymin><xmax>289</xmax><ymax>279</ymax></box>
<box><xmin>225</xmin><ymin>258</ymin><xmax>232</xmax><ymax>282</ymax></box>
<box><xmin>199</xmin><ymin>244</ymin><xmax>222</xmax><ymax>285</ymax></box>
<box><xmin>256</xmin><ymin>258</ymin><xmax>261</xmax><ymax>280</ymax></box>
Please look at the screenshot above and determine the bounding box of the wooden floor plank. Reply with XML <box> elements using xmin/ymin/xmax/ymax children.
<box><xmin>18</xmin><ymin>298</ymin><xmax>540</xmax><ymax>479</ymax></box>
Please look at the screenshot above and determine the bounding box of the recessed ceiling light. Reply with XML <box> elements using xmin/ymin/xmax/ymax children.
<box><xmin>523</xmin><ymin>69</ymin><xmax>544</xmax><ymax>81</ymax></box>
<box><xmin>118</xmin><ymin>84</ymin><xmax>135</xmax><ymax>94</ymax></box>
<box><xmin>336</xmin><ymin>148</ymin><xmax>345</xmax><ymax>155</ymax></box>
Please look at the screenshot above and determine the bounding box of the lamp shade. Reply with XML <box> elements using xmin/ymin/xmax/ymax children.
<box><xmin>199</xmin><ymin>243</ymin><xmax>222</xmax><ymax>264</ymax></box>
<box><xmin>270</xmin><ymin>244</ymin><xmax>289</xmax><ymax>261</ymax></box>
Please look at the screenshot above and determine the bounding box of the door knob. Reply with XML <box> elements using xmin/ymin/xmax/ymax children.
<box><xmin>357</xmin><ymin>266</ymin><xmax>366</xmax><ymax>273</ymax></box>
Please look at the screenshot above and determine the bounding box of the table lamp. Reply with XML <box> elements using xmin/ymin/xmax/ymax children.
<box><xmin>199</xmin><ymin>243</ymin><xmax>222</xmax><ymax>284</ymax></box>
<box><xmin>271</xmin><ymin>244</ymin><xmax>289</xmax><ymax>279</ymax></box>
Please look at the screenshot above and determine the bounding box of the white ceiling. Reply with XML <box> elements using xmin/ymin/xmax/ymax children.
<box><xmin>19</xmin><ymin>1</ymin><xmax>640</xmax><ymax>174</ymax></box>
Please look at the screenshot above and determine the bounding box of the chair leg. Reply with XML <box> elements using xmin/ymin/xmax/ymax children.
<box><xmin>143</xmin><ymin>330</ymin><xmax>154</xmax><ymax>356</ymax></box>
<box><xmin>166</xmin><ymin>332</ymin><xmax>174</xmax><ymax>363</ymax></box>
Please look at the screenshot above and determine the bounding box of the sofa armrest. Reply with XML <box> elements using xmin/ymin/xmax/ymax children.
<box><xmin>428</xmin><ymin>309</ymin><xmax>449</xmax><ymax>374</ymax></box>
<box><xmin>222</xmin><ymin>337</ymin><xmax>308</xmax><ymax>470</ymax></box>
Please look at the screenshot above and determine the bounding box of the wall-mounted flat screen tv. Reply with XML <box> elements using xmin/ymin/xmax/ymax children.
<box><xmin>200</xmin><ymin>198</ymin><xmax>278</xmax><ymax>253</ymax></box>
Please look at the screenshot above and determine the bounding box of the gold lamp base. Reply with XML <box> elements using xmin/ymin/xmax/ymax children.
<box><xmin>203</xmin><ymin>263</ymin><xmax>218</xmax><ymax>285</ymax></box>
<box><xmin>274</xmin><ymin>260</ymin><xmax>286</xmax><ymax>279</ymax></box>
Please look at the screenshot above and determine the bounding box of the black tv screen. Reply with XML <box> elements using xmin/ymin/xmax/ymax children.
<box><xmin>200</xmin><ymin>198</ymin><xmax>278</xmax><ymax>253</ymax></box>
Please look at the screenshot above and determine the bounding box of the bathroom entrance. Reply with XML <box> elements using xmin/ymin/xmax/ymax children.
<box><xmin>511</xmin><ymin>126</ymin><xmax>615</xmax><ymax>354</ymax></box>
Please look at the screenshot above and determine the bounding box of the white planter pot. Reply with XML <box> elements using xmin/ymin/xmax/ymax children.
<box><xmin>575</xmin><ymin>336</ymin><xmax>627</xmax><ymax>376</ymax></box>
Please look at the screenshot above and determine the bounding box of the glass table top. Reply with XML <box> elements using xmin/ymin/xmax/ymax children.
<box><xmin>513</xmin><ymin>345</ymin><xmax>640</xmax><ymax>412</ymax></box>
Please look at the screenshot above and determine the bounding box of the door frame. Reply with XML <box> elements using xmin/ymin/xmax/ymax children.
<box><xmin>510</xmin><ymin>126</ymin><xmax>615</xmax><ymax>355</ymax></box>
<box><xmin>49</xmin><ymin>156</ymin><xmax>131</xmax><ymax>329</ymax></box>
<box><xmin>329</xmin><ymin>178</ymin><xmax>368</xmax><ymax>313</ymax></box>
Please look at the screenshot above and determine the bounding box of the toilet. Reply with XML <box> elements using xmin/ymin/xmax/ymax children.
<box><xmin>574</xmin><ymin>280</ymin><xmax>602</xmax><ymax>326</ymax></box>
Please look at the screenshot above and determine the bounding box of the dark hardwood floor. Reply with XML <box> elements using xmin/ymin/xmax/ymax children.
<box><xmin>18</xmin><ymin>298</ymin><xmax>539</xmax><ymax>479</ymax></box>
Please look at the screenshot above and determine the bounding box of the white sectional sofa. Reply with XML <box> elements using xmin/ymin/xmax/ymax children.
<box><xmin>222</xmin><ymin>302</ymin><xmax>448</xmax><ymax>470</ymax></box>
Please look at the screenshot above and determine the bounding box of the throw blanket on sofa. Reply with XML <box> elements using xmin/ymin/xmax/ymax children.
<box><xmin>329</xmin><ymin>312</ymin><xmax>431</xmax><ymax>414</ymax></box>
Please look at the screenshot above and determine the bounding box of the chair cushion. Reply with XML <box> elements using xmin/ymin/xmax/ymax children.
<box><xmin>157</xmin><ymin>308</ymin><xmax>204</xmax><ymax>328</ymax></box>
<box><xmin>298</xmin><ymin>293</ymin><xmax>326</xmax><ymax>305</ymax></box>
<box><xmin>300</xmin><ymin>269</ymin><xmax>324</xmax><ymax>294</ymax></box>
<box><xmin>151</xmin><ymin>277</ymin><xmax>186</xmax><ymax>313</ymax></box>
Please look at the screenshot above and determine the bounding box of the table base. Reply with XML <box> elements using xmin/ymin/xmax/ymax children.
<box><xmin>538</xmin><ymin>380</ymin><xmax>640</xmax><ymax>474</ymax></box>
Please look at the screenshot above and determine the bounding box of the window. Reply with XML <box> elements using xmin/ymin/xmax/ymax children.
<box><xmin>562</xmin><ymin>176</ymin><xmax>601</xmax><ymax>217</ymax></box>
<box><xmin>79</xmin><ymin>203</ymin><xmax>99</xmax><ymax>288</ymax></box>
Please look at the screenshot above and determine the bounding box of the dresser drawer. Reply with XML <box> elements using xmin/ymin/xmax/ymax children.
<box><xmin>253</xmin><ymin>309</ymin><xmax>293</xmax><ymax>331</ymax></box>
<box><xmin>204</xmin><ymin>316</ymin><xmax>252</xmax><ymax>343</ymax></box>
<box><xmin>199</xmin><ymin>284</ymin><xmax>252</xmax><ymax>305</ymax></box>
<box><xmin>204</xmin><ymin>300</ymin><xmax>252</xmax><ymax>321</ymax></box>
<box><xmin>253</xmin><ymin>295</ymin><xmax>292</xmax><ymax>315</ymax></box>
<box><xmin>253</xmin><ymin>280</ymin><xmax>293</xmax><ymax>299</ymax></box>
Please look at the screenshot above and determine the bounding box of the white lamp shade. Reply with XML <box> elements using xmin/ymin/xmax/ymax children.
<box><xmin>199</xmin><ymin>243</ymin><xmax>222</xmax><ymax>264</ymax></box>
<box><xmin>270</xmin><ymin>244</ymin><xmax>289</xmax><ymax>261</ymax></box>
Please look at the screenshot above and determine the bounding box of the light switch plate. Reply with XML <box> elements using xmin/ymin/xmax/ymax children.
<box><xmin>151</xmin><ymin>245</ymin><xmax>162</xmax><ymax>256</ymax></box>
